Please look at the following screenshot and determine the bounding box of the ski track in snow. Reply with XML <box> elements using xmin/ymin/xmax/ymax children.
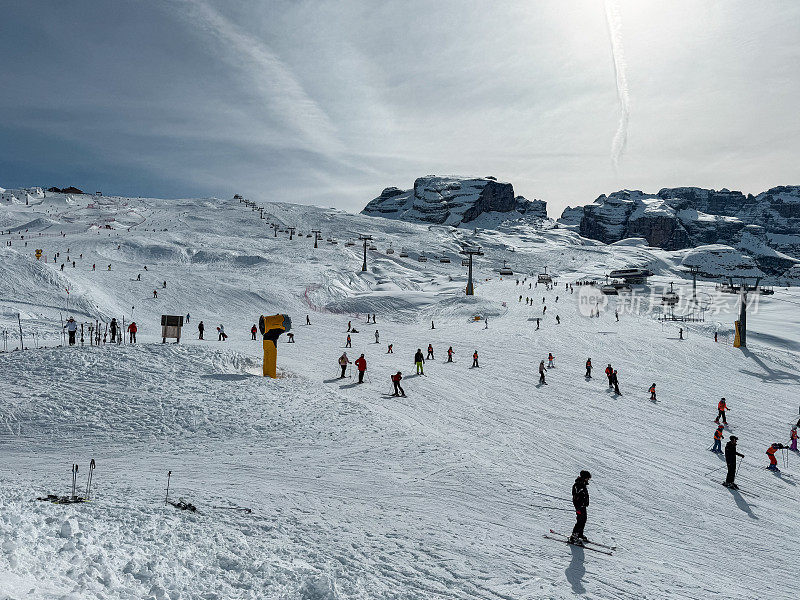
<box><xmin>0</xmin><ymin>193</ymin><xmax>798</xmax><ymax>599</ymax></box>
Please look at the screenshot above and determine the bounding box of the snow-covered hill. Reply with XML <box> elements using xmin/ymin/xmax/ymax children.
<box><xmin>0</xmin><ymin>190</ymin><xmax>798</xmax><ymax>599</ymax></box>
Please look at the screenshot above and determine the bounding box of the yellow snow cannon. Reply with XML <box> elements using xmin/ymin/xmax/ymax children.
<box><xmin>259</xmin><ymin>314</ymin><xmax>292</xmax><ymax>378</ymax></box>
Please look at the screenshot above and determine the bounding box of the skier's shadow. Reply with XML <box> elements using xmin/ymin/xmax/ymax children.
<box><xmin>727</xmin><ymin>489</ymin><xmax>757</xmax><ymax>520</ymax></box>
<box><xmin>565</xmin><ymin>545</ymin><xmax>586</xmax><ymax>594</ymax></box>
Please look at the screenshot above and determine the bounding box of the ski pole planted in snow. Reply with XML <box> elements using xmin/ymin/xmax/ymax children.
<box><xmin>85</xmin><ymin>459</ymin><xmax>95</xmax><ymax>501</ymax></box>
<box><xmin>71</xmin><ymin>464</ymin><xmax>78</xmax><ymax>500</ymax></box>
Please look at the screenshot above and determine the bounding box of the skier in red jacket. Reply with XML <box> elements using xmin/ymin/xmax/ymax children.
<box><xmin>354</xmin><ymin>354</ymin><xmax>367</xmax><ymax>384</ymax></box>
<box><xmin>391</xmin><ymin>371</ymin><xmax>405</xmax><ymax>397</ymax></box>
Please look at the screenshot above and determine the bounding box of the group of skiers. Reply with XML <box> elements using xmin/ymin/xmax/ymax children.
<box><xmin>710</xmin><ymin>399</ymin><xmax>798</xmax><ymax>481</ymax></box>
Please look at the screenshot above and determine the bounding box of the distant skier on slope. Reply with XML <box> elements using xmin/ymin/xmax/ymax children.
<box><xmin>65</xmin><ymin>317</ymin><xmax>78</xmax><ymax>346</ymax></box>
<box><xmin>251</xmin><ymin>324</ymin><xmax>257</xmax><ymax>340</ymax></box>
<box><xmin>723</xmin><ymin>436</ymin><xmax>744</xmax><ymax>489</ymax></box>
<box><xmin>375</xmin><ymin>330</ymin><xmax>379</xmax><ymax>344</ymax></box>
<box><xmin>355</xmin><ymin>354</ymin><xmax>367</xmax><ymax>384</ymax></box>
<box><xmin>791</xmin><ymin>426</ymin><xmax>798</xmax><ymax>452</ymax></box>
<box><xmin>338</xmin><ymin>352</ymin><xmax>351</xmax><ymax>378</ymax></box>
<box><xmin>431</xmin><ymin>320</ymin><xmax>435</xmax><ymax>329</ymax></box>
<box><xmin>427</xmin><ymin>344</ymin><xmax>434</xmax><ymax>360</ymax></box>
<box><xmin>548</xmin><ymin>353</ymin><xmax>555</xmax><ymax>368</ymax></box>
<box><xmin>447</xmin><ymin>346</ymin><xmax>454</xmax><ymax>362</ymax></box>
<box><xmin>198</xmin><ymin>321</ymin><xmax>204</xmax><ymax>340</ymax></box>
<box><xmin>712</xmin><ymin>425</ymin><xmax>724</xmax><ymax>453</ymax></box>
<box><xmin>153</xmin><ymin>290</ymin><xmax>158</xmax><ymax>298</ymax></box>
<box><xmin>387</xmin><ymin>344</ymin><xmax>393</xmax><ymax>354</ymax></box>
<box><xmin>649</xmin><ymin>383</ymin><xmax>657</xmax><ymax>401</ymax></box>
<box><xmin>605</xmin><ymin>364</ymin><xmax>613</xmax><ymax>388</ymax></box>
<box><xmin>568</xmin><ymin>471</ymin><xmax>592</xmax><ymax>545</ymax></box>
<box><xmin>766</xmin><ymin>443</ymin><xmax>786</xmax><ymax>471</ymax></box>
<box><xmin>306</xmin><ymin>315</ymin><xmax>310</xmax><ymax>325</ymax></box>
<box><xmin>715</xmin><ymin>398</ymin><xmax>728</xmax><ymax>425</ymax></box>
<box><xmin>415</xmin><ymin>349</ymin><xmax>425</xmax><ymax>375</ymax></box>
<box><xmin>346</xmin><ymin>334</ymin><xmax>352</xmax><ymax>348</ymax></box>
<box><xmin>585</xmin><ymin>358</ymin><xmax>592</xmax><ymax>378</ymax></box>
<box><xmin>472</xmin><ymin>350</ymin><xmax>479</xmax><ymax>368</ymax></box>
<box><xmin>109</xmin><ymin>318</ymin><xmax>118</xmax><ymax>343</ymax></box>
<box><xmin>127</xmin><ymin>321</ymin><xmax>137</xmax><ymax>343</ymax></box>
<box><xmin>539</xmin><ymin>360</ymin><xmax>547</xmax><ymax>385</ymax></box>
<box><xmin>611</xmin><ymin>370</ymin><xmax>620</xmax><ymax>395</ymax></box>
<box><xmin>391</xmin><ymin>371</ymin><xmax>405</xmax><ymax>397</ymax></box>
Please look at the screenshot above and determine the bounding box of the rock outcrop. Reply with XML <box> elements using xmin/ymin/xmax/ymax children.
<box><xmin>558</xmin><ymin>186</ymin><xmax>800</xmax><ymax>275</ymax></box>
<box><xmin>362</xmin><ymin>176</ymin><xmax>547</xmax><ymax>227</ymax></box>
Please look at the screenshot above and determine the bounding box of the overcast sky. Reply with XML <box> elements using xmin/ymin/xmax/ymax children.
<box><xmin>1</xmin><ymin>0</ymin><xmax>798</xmax><ymax>216</ymax></box>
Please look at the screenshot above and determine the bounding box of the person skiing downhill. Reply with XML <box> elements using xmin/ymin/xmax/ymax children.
<box><xmin>791</xmin><ymin>426</ymin><xmax>798</xmax><ymax>452</ymax></box>
<box><xmin>346</xmin><ymin>334</ymin><xmax>352</xmax><ymax>348</ymax></box>
<box><xmin>391</xmin><ymin>371</ymin><xmax>405</xmax><ymax>397</ymax></box>
<box><xmin>251</xmin><ymin>324</ymin><xmax>257</xmax><ymax>340</ymax></box>
<box><xmin>715</xmin><ymin>398</ymin><xmax>728</xmax><ymax>425</ymax></box>
<box><xmin>186</xmin><ymin>313</ymin><xmax>190</xmax><ymax>323</ymax></box>
<box><xmin>569</xmin><ymin>471</ymin><xmax>592</xmax><ymax>545</ymax></box>
<box><xmin>472</xmin><ymin>350</ymin><xmax>479</xmax><ymax>368</ymax></box>
<box><xmin>611</xmin><ymin>370</ymin><xmax>620</xmax><ymax>395</ymax></box>
<box><xmin>723</xmin><ymin>436</ymin><xmax>744</xmax><ymax>488</ymax></box>
<box><xmin>355</xmin><ymin>354</ymin><xmax>367</xmax><ymax>384</ymax></box>
<box><xmin>766</xmin><ymin>443</ymin><xmax>786</xmax><ymax>471</ymax></box>
<box><xmin>415</xmin><ymin>349</ymin><xmax>425</xmax><ymax>375</ymax></box>
<box><xmin>447</xmin><ymin>346</ymin><xmax>454</xmax><ymax>363</ymax></box>
<box><xmin>548</xmin><ymin>353</ymin><xmax>555</xmax><ymax>368</ymax></box>
<box><xmin>338</xmin><ymin>352</ymin><xmax>351</xmax><ymax>378</ymax></box>
<box><xmin>649</xmin><ymin>383</ymin><xmax>657</xmax><ymax>401</ymax></box>
<box><xmin>427</xmin><ymin>344</ymin><xmax>434</xmax><ymax>360</ymax></box>
<box><xmin>585</xmin><ymin>358</ymin><xmax>592</xmax><ymax>378</ymax></box>
<box><xmin>387</xmin><ymin>344</ymin><xmax>393</xmax><ymax>354</ymax></box>
<box><xmin>539</xmin><ymin>360</ymin><xmax>547</xmax><ymax>385</ymax></box>
<box><xmin>605</xmin><ymin>364</ymin><xmax>613</xmax><ymax>388</ymax></box>
<box><xmin>712</xmin><ymin>425</ymin><xmax>724</xmax><ymax>453</ymax></box>
<box><xmin>198</xmin><ymin>321</ymin><xmax>204</xmax><ymax>340</ymax></box>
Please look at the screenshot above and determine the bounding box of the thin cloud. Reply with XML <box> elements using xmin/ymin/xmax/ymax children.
<box><xmin>174</xmin><ymin>0</ymin><xmax>344</xmax><ymax>156</ymax></box>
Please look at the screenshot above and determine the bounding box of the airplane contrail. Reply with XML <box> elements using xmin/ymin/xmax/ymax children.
<box><xmin>603</xmin><ymin>0</ymin><xmax>630</xmax><ymax>172</ymax></box>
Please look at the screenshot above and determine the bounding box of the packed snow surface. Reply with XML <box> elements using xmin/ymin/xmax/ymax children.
<box><xmin>0</xmin><ymin>191</ymin><xmax>798</xmax><ymax>599</ymax></box>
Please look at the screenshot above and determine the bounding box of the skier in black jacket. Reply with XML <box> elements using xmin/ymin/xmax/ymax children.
<box><xmin>723</xmin><ymin>436</ymin><xmax>744</xmax><ymax>489</ymax></box>
<box><xmin>569</xmin><ymin>470</ymin><xmax>592</xmax><ymax>544</ymax></box>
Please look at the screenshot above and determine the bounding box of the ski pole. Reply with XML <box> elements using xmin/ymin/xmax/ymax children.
<box><xmin>85</xmin><ymin>458</ymin><xmax>95</xmax><ymax>500</ymax></box>
<box><xmin>71</xmin><ymin>464</ymin><xmax>78</xmax><ymax>500</ymax></box>
<box><xmin>165</xmin><ymin>471</ymin><xmax>172</xmax><ymax>505</ymax></box>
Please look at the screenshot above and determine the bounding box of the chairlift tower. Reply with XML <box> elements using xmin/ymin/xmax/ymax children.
<box><xmin>460</xmin><ymin>247</ymin><xmax>484</xmax><ymax>296</ymax></box>
<box><xmin>312</xmin><ymin>229</ymin><xmax>321</xmax><ymax>248</ymax></box>
<box><xmin>722</xmin><ymin>276</ymin><xmax>761</xmax><ymax>348</ymax></box>
<box><xmin>688</xmin><ymin>265</ymin><xmax>701</xmax><ymax>304</ymax></box>
<box><xmin>358</xmin><ymin>235</ymin><xmax>373</xmax><ymax>272</ymax></box>
<box><xmin>288</xmin><ymin>227</ymin><xmax>296</xmax><ymax>240</ymax></box>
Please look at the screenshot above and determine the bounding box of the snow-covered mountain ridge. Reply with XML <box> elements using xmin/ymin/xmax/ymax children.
<box><xmin>559</xmin><ymin>186</ymin><xmax>800</xmax><ymax>275</ymax></box>
<box><xmin>361</xmin><ymin>175</ymin><xmax>548</xmax><ymax>227</ymax></box>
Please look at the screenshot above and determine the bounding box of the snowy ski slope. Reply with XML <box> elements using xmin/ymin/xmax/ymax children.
<box><xmin>0</xmin><ymin>192</ymin><xmax>798</xmax><ymax>599</ymax></box>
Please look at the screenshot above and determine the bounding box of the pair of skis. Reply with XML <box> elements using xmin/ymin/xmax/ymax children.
<box><xmin>544</xmin><ymin>529</ymin><xmax>615</xmax><ymax>555</ymax></box>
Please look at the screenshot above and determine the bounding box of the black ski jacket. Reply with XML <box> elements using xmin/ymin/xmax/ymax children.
<box><xmin>572</xmin><ymin>478</ymin><xmax>589</xmax><ymax>510</ymax></box>
<box><xmin>414</xmin><ymin>351</ymin><xmax>424</xmax><ymax>363</ymax></box>
<box><xmin>725</xmin><ymin>440</ymin><xmax>743</xmax><ymax>465</ymax></box>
